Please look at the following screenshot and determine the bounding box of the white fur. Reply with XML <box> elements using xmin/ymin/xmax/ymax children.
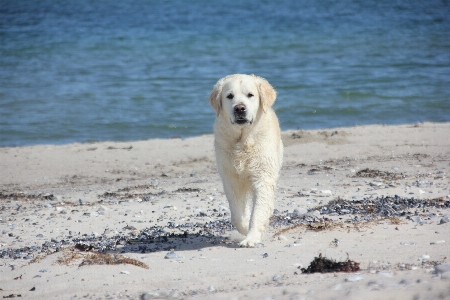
<box><xmin>209</xmin><ymin>74</ymin><xmax>283</xmax><ymax>247</ymax></box>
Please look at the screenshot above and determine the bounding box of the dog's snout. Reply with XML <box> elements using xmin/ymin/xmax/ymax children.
<box><xmin>234</xmin><ymin>104</ymin><xmax>246</xmax><ymax>113</ymax></box>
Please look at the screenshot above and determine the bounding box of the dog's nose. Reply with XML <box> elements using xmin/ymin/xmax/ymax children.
<box><xmin>234</xmin><ymin>104</ymin><xmax>246</xmax><ymax>113</ymax></box>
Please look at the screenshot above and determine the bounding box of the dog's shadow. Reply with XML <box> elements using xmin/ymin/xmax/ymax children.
<box><xmin>116</xmin><ymin>232</ymin><xmax>238</xmax><ymax>255</ymax></box>
<box><xmin>71</xmin><ymin>220</ymin><xmax>241</xmax><ymax>256</ymax></box>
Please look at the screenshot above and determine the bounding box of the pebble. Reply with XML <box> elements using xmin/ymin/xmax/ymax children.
<box><xmin>400</xmin><ymin>241</ymin><xmax>416</xmax><ymax>246</ymax></box>
<box><xmin>411</xmin><ymin>217</ymin><xmax>423</xmax><ymax>223</ymax></box>
<box><xmin>164</xmin><ymin>250</ymin><xmax>183</xmax><ymax>260</ymax></box>
<box><xmin>272</xmin><ymin>275</ymin><xmax>282</xmax><ymax>281</ymax></box>
<box><xmin>435</xmin><ymin>264</ymin><xmax>450</xmax><ymax>275</ymax></box>
<box><xmin>293</xmin><ymin>207</ymin><xmax>308</xmax><ymax>216</ymax></box>
<box><xmin>439</xmin><ymin>216</ymin><xmax>450</xmax><ymax>224</ymax></box>
<box><xmin>44</xmin><ymin>203</ymin><xmax>53</xmax><ymax>208</ymax></box>
<box><xmin>120</xmin><ymin>270</ymin><xmax>130</xmax><ymax>275</ymax></box>
<box><xmin>345</xmin><ymin>276</ymin><xmax>363</xmax><ymax>282</ymax></box>
<box><xmin>430</xmin><ymin>240</ymin><xmax>445</xmax><ymax>245</ymax></box>
<box><xmin>141</xmin><ymin>290</ymin><xmax>178</xmax><ymax>300</ymax></box>
<box><xmin>307</xmin><ymin>210</ymin><xmax>321</xmax><ymax>218</ymax></box>
<box><xmin>420</xmin><ymin>254</ymin><xmax>430</xmax><ymax>260</ymax></box>
<box><xmin>278</xmin><ymin>235</ymin><xmax>288</xmax><ymax>241</ymax></box>
<box><xmin>367</xmin><ymin>280</ymin><xmax>378</xmax><ymax>287</ymax></box>
<box><xmin>98</xmin><ymin>205</ymin><xmax>109</xmax><ymax>211</ymax></box>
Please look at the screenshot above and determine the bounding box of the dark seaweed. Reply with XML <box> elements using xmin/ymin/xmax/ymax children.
<box><xmin>301</xmin><ymin>253</ymin><xmax>360</xmax><ymax>273</ymax></box>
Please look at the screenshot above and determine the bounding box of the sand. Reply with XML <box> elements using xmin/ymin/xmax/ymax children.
<box><xmin>0</xmin><ymin>122</ymin><xmax>449</xmax><ymax>300</ymax></box>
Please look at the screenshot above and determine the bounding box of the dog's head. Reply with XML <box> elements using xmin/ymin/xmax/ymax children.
<box><xmin>209</xmin><ymin>74</ymin><xmax>276</xmax><ymax>126</ymax></box>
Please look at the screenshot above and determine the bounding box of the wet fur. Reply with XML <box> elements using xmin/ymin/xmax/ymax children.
<box><xmin>209</xmin><ymin>74</ymin><xmax>283</xmax><ymax>247</ymax></box>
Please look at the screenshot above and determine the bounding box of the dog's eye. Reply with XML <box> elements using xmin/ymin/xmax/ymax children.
<box><xmin>227</xmin><ymin>94</ymin><xmax>234</xmax><ymax>99</ymax></box>
<box><xmin>248</xmin><ymin>93</ymin><xmax>254</xmax><ymax>98</ymax></box>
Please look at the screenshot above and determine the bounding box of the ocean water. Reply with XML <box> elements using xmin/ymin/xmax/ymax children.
<box><xmin>1</xmin><ymin>0</ymin><xmax>449</xmax><ymax>146</ymax></box>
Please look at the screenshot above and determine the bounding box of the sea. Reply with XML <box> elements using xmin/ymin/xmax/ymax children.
<box><xmin>1</xmin><ymin>0</ymin><xmax>449</xmax><ymax>146</ymax></box>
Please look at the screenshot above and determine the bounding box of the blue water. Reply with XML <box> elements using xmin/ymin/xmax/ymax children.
<box><xmin>1</xmin><ymin>0</ymin><xmax>449</xmax><ymax>146</ymax></box>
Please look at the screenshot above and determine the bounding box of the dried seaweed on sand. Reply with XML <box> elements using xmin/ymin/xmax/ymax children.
<box><xmin>301</xmin><ymin>253</ymin><xmax>360</xmax><ymax>274</ymax></box>
<box><xmin>79</xmin><ymin>253</ymin><xmax>149</xmax><ymax>269</ymax></box>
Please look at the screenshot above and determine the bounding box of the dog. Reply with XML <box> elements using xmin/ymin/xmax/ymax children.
<box><xmin>209</xmin><ymin>74</ymin><xmax>283</xmax><ymax>247</ymax></box>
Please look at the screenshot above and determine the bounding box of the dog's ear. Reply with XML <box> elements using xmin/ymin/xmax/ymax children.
<box><xmin>209</xmin><ymin>78</ymin><xmax>224</xmax><ymax>116</ymax></box>
<box><xmin>255</xmin><ymin>75</ymin><xmax>277</xmax><ymax>113</ymax></box>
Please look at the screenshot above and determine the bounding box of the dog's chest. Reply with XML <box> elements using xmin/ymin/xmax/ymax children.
<box><xmin>229</xmin><ymin>139</ymin><xmax>257</xmax><ymax>175</ymax></box>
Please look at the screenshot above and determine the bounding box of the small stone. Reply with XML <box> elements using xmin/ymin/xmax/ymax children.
<box><xmin>98</xmin><ymin>205</ymin><xmax>109</xmax><ymax>211</ymax></box>
<box><xmin>411</xmin><ymin>217</ymin><xmax>423</xmax><ymax>223</ymax></box>
<box><xmin>141</xmin><ymin>290</ymin><xmax>178</xmax><ymax>300</ymax></box>
<box><xmin>272</xmin><ymin>275</ymin><xmax>282</xmax><ymax>281</ymax></box>
<box><xmin>430</xmin><ymin>240</ymin><xmax>445</xmax><ymax>245</ymax></box>
<box><xmin>420</xmin><ymin>254</ymin><xmax>430</xmax><ymax>260</ymax></box>
<box><xmin>120</xmin><ymin>271</ymin><xmax>130</xmax><ymax>275</ymax></box>
<box><xmin>435</xmin><ymin>264</ymin><xmax>450</xmax><ymax>275</ymax></box>
<box><xmin>367</xmin><ymin>280</ymin><xmax>378</xmax><ymax>287</ymax></box>
<box><xmin>400</xmin><ymin>241</ymin><xmax>416</xmax><ymax>246</ymax></box>
<box><xmin>439</xmin><ymin>216</ymin><xmax>450</xmax><ymax>224</ymax></box>
<box><xmin>294</xmin><ymin>207</ymin><xmax>308</xmax><ymax>216</ymax></box>
<box><xmin>79</xmin><ymin>199</ymin><xmax>86</xmax><ymax>205</ymax></box>
<box><xmin>345</xmin><ymin>276</ymin><xmax>363</xmax><ymax>282</ymax></box>
<box><xmin>208</xmin><ymin>285</ymin><xmax>215</xmax><ymax>292</ymax></box>
<box><xmin>262</xmin><ymin>253</ymin><xmax>268</xmax><ymax>258</ymax></box>
<box><xmin>164</xmin><ymin>250</ymin><xmax>183</xmax><ymax>260</ymax></box>
<box><xmin>44</xmin><ymin>203</ymin><xmax>53</xmax><ymax>208</ymax></box>
<box><xmin>278</xmin><ymin>235</ymin><xmax>288</xmax><ymax>241</ymax></box>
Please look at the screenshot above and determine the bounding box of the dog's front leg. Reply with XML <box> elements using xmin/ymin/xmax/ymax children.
<box><xmin>239</xmin><ymin>178</ymin><xmax>276</xmax><ymax>247</ymax></box>
<box><xmin>220</xmin><ymin>172</ymin><xmax>253</xmax><ymax>236</ymax></box>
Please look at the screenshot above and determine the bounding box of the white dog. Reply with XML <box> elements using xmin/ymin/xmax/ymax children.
<box><xmin>209</xmin><ymin>74</ymin><xmax>283</xmax><ymax>247</ymax></box>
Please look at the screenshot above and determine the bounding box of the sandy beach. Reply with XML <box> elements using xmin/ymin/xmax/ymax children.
<box><xmin>1</xmin><ymin>122</ymin><xmax>449</xmax><ymax>300</ymax></box>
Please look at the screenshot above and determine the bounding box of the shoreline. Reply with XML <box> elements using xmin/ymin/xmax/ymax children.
<box><xmin>1</xmin><ymin>122</ymin><xmax>449</xmax><ymax>299</ymax></box>
<box><xmin>2</xmin><ymin>120</ymin><xmax>449</xmax><ymax>149</ymax></box>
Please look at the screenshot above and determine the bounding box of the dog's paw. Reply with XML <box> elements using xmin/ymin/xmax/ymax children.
<box><xmin>239</xmin><ymin>237</ymin><xmax>261</xmax><ymax>248</ymax></box>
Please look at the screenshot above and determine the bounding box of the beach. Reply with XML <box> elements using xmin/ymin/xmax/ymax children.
<box><xmin>1</xmin><ymin>122</ymin><xmax>449</xmax><ymax>299</ymax></box>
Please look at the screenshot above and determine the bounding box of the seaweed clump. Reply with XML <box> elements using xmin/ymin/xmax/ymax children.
<box><xmin>301</xmin><ymin>253</ymin><xmax>360</xmax><ymax>273</ymax></box>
